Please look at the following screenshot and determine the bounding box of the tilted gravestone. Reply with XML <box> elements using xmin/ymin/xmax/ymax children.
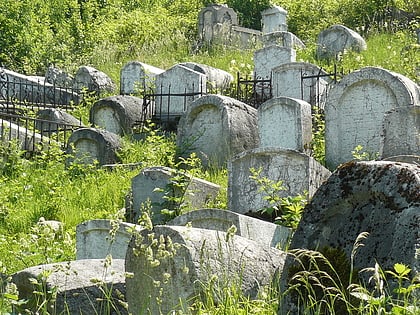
<box><xmin>258</xmin><ymin>96</ymin><xmax>312</xmax><ymax>153</ymax></box>
<box><xmin>90</xmin><ymin>95</ymin><xmax>146</xmax><ymax>136</ymax></box>
<box><xmin>228</xmin><ymin>147</ymin><xmax>331</xmax><ymax>216</ymax></box>
<box><xmin>261</xmin><ymin>5</ymin><xmax>288</xmax><ymax>34</ymax></box>
<box><xmin>35</xmin><ymin>108</ymin><xmax>83</xmax><ymax>134</ymax></box>
<box><xmin>271</xmin><ymin>62</ymin><xmax>332</xmax><ymax>109</ymax></box>
<box><xmin>73</xmin><ymin>66</ymin><xmax>116</xmax><ymax>95</ymax></box>
<box><xmin>177</xmin><ymin>94</ymin><xmax>259</xmax><ymax>168</ymax></box>
<box><xmin>254</xmin><ymin>45</ymin><xmax>296</xmax><ymax>80</ymax></box>
<box><xmin>155</xmin><ymin>64</ymin><xmax>206</xmax><ymax>127</ymax></box>
<box><xmin>66</xmin><ymin>127</ymin><xmax>122</xmax><ymax>165</ymax></box>
<box><xmin>325</xmin><ymin>66</ymin><xmax>420</xmax><ymax>170</ymax></box>
<box><xmin>120</xmin><ymin>61</ymin><xmax>164</xmax><ymax>95</ymax></box>
<box><xmin>167</xmin><ymin>208</ymin><xmax>292</xmax><ymax>249</ymax></box>
<box><xmin>125</xmin><ymin>225</ymin><xmax>287</xmax><ymax>315</ymax></box>
<box><xmin>179</xmin><ymin>62</ymin><xmax>233</xmax><ymax>91</ymax></box>
<box><xmin>128</xmin><ymin>166</ymin><xmax>220</xmax><ymax>224</ymax></box>
<box><xmin>379</xmin><ymin>106</ymin><xmax>420</xmax><ymax>159</ymax></box>
<box><xmin>279</xmin><ymin>160</ymin><xmax>419</xmax><ymax>314</ymax></box>
<box><xmin>316</xmin><ymin>24</ymin><xmax>367</xmax><ymax>60</ymax></box>
<box><xmin>12</xmin><ymin>259</ymin><xmax>127</xmax><ymax>315</ymax></box>
<box><xmin>76</xmin><ymin>219</ymin><xmax>143</xmax><ymax>260</ymax></box>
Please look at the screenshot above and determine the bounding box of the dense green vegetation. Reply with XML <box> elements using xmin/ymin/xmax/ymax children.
<box><xmin>0</xmin><ymin>0</ymin><xmax>419</xmax><ymax>313</ymax></box>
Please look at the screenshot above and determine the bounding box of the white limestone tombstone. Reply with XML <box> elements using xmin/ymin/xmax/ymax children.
<box><xmin>228</xmin><ymin>147</ymin><xmax>331</xmax><ymax>216</ymax></box>
<box><xmin>325</xmin><ymin>67</ymin><xmax>420</xmax><ymax>170</ymax></box>
<box><xmin>120</xmin><ymin>61</ymin><xmax>164</xmax><ymax>95</ymax></box>
<box><xmin>254</xmin><ymin>45</ymin><xmax>296</xmax><ymax>80</ymax></box>
<box><xmin>155</xmin><ymin>64</ymin><xmax>206</xmax><ymax>119</ymax></box>
<box><xmin>0</xmin><ymin>118</ymin><xmax>47</xmax><ymax>152</ymax></box>
<box><xmin>76</xmin><ymin>219</ymin><xmax>143</xmax><ymax>260</ymax></box>
<box><xmin>258</xmin><ymin>97</ymin><xmax>312</xmax><ymax>153</ymax></box>
<box><xmin>179</xmin><ymin>62</ymin><xmax>233</xmax><ymax>91</ymax></box>
<box><xmin>177</xmin><ymin>94</ymin><xmax>259</xmax><ymax>167</ymax></box>
<box><xmin>130</xmin><ymin>166</ymin><xmax>220</xmax><ymax>224</ymax></box>
<box><xmin>272</xmin><ymin>62</ymin><xmax>333</xmax><ymax>109</ymax></box>
<box><xmin>198</xmin><ymin>4</ymin><xmax>238</xmax><ymax>43</ymax></box>
<box><xmin>379</xmin><ymin>106</ymin><xmax>420</xmax><ymax>159</ymax></box>
<box><xmin>316</xmin><ymin>24</ymin><xmax>367</xmax><ymax>60</ymax></box>
<box><xmin>262</xmin><ymin>31</ymin><xmax>305</xmax><ymax>49</ymax></box>
<box><xmin>261</xmin><ymin>5</ymin><xmax>288</xmax><ymax>34</ymax></box>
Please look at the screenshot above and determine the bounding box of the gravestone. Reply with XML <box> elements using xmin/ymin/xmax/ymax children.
<box><xmin>155</xmin><ymin>64</ymin><xmax>206</xmax><ymax>124</ymax></box>
<box><xmin>316</xmin><ymin>24</ymin><xmax>367</xmax><ymax>60</ymax></box>
<box><xmin>177</xmin><ymin>94</ymin><xmax>259</xmax><ymax>167</ymax></box>
<box><xmin>35</xmin><ymin>108</ymin><xmax>83</xmax><ymax>134</ymax></box>
<box><xmin>120</xmin><ymin>61</ymin><xmax>164</xmax><ymax>95</ymax></box>
<box><xmin>73</xmin><ymin>66</ymin><xmax>116</xmax><ymax>94</ymax></box>
<box><xmin>231</xmin><ymin>26</ymin><xmax>262</xmax><ymax>48</ymax></box>
<box><xmin>90</xmin><ymin>95</ymin><xmax>146</xmax><ymax>136</ymax></box>
<box><xmin>380</xmin><ymin>106</ymin><xmax>420</xmax><ymax>159</ymax></box>
<box><xmin>45</xmin><ymin>65</ymin><xmax>74</xmax><ymax>87</ymax></box>
<box><xmin>12</xmin><ymin>259</ymin><xmax>126</xmax><ymax>315</ymax></box>
<box><xmin>262</xmin><ymin>31</ymin><xmax>305</xmax><ymax>49</ymax></box>
<box><xmin>383</xmin><ymin>155</ymin><xmax>420</xmax><ymax>165</ymax></box>
<box><xmin>271</xmin><ymin>62</ymin><xmax>332</xmax><ymax>109</ymax></box>
<box><xmin>179</xmin><ymin>62</ymin><xmax>233</xmax><ymax>90</ymax></box>
<box><xmin>167</xmin><ymin>208</ymin><xmax>292</xmax><ymax>249</ymax></box>
<box><xmin>325</xmin><ymin>67</ymin><xmax>420</xmax><ymax>170</ymax></box>
<box><xmin>66</xmin><ymin>127</ymin><xmax>122</xmax><ymax>165</ymax></box>
<box><xmin>76</xmin><ymin>219</ymin><xmax>143</xmax><ymax>260</ymax></box>
<box><xmin>228</xmin><ymin>147</ymin><xmax>331</xmax><ymax>216</ymax></box>
<box><xmin>125</xmin><ymin>225</ymin><xmax>287</xmax><ymax>315</ymax></box>
<box><xmin>261</xmin><ymin>5</ymin><xmax>288</xmax><ymax>34</ymax></box>
<box><xmin>258</xmin><ymin>96</ymin><xmax>312</xmax><ymax>153</ymax></box>
<box><xmin>254</xmin><ymin>46</ymin><xmax>296</xmax><ymax>80</ymax></box>
<box><xmin>0</xmin><ymin>119</ymin><xmax>47</xmax><ymax>152</ymax></box>
<box><xmin>129</xmin><ymin>166</ymin><xmax>220</xmax><ymax>224</ymax></box>
<box><xmin>198</xmin><ymin>4</ymin><xmax>238</xmax><ymax>44</ymax></box>
<box><xmin>280</xmin><ymin>160</ymin><xmax>420</xmax><ymax>314</ymax></box>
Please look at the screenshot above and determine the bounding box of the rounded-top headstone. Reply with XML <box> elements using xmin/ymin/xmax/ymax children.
<box><xmin>73</xmin><ymin>66</ymin><xmax>116</xmax><ymax>94</ymax></box>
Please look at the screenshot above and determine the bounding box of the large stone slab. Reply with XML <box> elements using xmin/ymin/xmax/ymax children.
<box><xmin>90</xmin><ymin>95</ymin><xmax>146</xmax><ymax>135</ymax></box>
<box><xmin>179</xmin><ymin>62</ymin><xmax>233</xmax><ymax>91</ymax></box>
<box><xmin>76</xmin><ymin>219</ymin><xmax>143</xmax><ymax>260</ymax></box>
<box><xmin>120</xmin><ymin>61</ymin><xmax>164</xmax><ymax>95</ymax></box>
<box><xmin>316</xmin><ymin>24</ymin><xmax>367</xmax><ymax>60</ymax></box>
<box><xmin>258</xmin><ymin>96</ymin><xmax>312</xmax><ymax>153</ymax></box>
<box><xmin>262</xmin><ymin>31</ymin><xmax>305</xmax><ymax>49</ymax></box>
<box><xmin>167</xmin><ymin>208</ymin><xmax>292</xmax><ymax>249</ymax></box>
<box><xmin>125</xmin><ymin>225</ymin><xmax>286</xmax><ymax>315</ymax></box>
<box><xmin>12</xmin><ymin>259</ymin><xmax>126</xmax><ymax>315</ymax></box>
<box><xmin>380</xmin><ymin>106</ymin><xmax>420</xmax><ymax>159</ymax></box>
<box><xmin>325</xmin><ymin>67</ymin><xmax>420</xmax><ymax>170</ymax></box>
<box><xmin>271</xmin><ymin>62</ymin><xmax>332</xmax><ymax>109</ymax></box>
<box><xmin>129</xmin><ymin>166</ymin><xmax>220</xmax><ymax>224</ymax></box>
<box><xmin>254</xmin><ymin>45</ymin><xmax>296</xmax><ymax>80</ymax></box>
<box><xmin>228</xmin><ymin>148</ymin><xmax>331</xmax><ymax>216</ymax></box>
<box><xmin>177</xmin><ymin>94</ymin><xmax>258</xmax><ymax>167</ymax></box>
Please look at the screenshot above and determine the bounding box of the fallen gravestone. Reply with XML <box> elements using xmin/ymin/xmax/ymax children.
<box><xmin>12</xmin><ymin>259</ymin><xmax>127</xmax><ymax>315</ymax></box>
<box><xmin>179</xmin><ymin>62</ymin><xmax>233</xmax><ymax>91</ymax></box>
<box><xmin>35</xmin><ymin>108</ymin><xmax>83</xmax><ymax>134</ymax></box>
<box><xmin>177</xmin><ymin>94</ymin><xmax>259</xmax><ymax>167</ymax></box>
<box><xmin>73</xmin><ymin>66</ymin><xmax>116</xmax><ymax>95</ymax></box>
<box><xmin>0</xmin><ymin>119</ymin><xmax>48</xmax><ymax>152</ymax></box>
<box><xmin>125</xmin><ymin>225</ymin><xmax>287</xmax><ymax>315</ymax></box>
<box><xmin>45</xmin><ymin>65</ymin><xmax>74</xmax><ymax>87</ymax></box>
<box><xmin>167</xmin><ymin>208</ymin><xmax>292</xmax><ymax>249</ymax></box>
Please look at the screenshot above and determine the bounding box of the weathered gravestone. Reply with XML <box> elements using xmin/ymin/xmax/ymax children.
<box><xmin>271</xmin><ymin>62</ymin><xmax>332</xmax><ymax>109</ymax></box>
<box><xmin>90</xmin><ymin>95</ymin><xmax>147</xmax><ymax>136</ymax></box>
<box><xmin>120</xmin><ymin>61</ymin><xmax>164</xmax><ymax>95</ymax></box>
<box><xmin>179</xmin><ymin>62</ymin><xmax>233</xmax><ymax>90</ymax></box>
<box><xmin>325</xmin><ymin>66</ymin><xmax>420</xmax><ymax>170</ymax></box>
<box><xmin>279</xmin><ymin>160</ymin><xmax>420</xmax><ymax>314</ymax></box>
<box><xmin>198</xmin><ymin>4</ymin><xmax>238</xmax><ymax>44</ymax></box>
<box><xmin>45</xmin><ymin>65</ymin><xmax>74</xmax><ymax>87</ymax></box>
<box><xmin>316</xmin><ymin>24</ymin><xmax>367</xmax><ymax>60</ymax></box>
<box><xmin>228</xmin><ymin>148</ymin><xmax>331</xmax><ymax>216</ymax></box>
<box><xmin>262</xmin><ymin>31</ymin><xmax>305</xmax><ymax>49</ymax></box>
<box><xmin>76</xmin><ymin>219</ymin><xmax>143</xmax><ymax>260</ymax></box>
<box><xmin>167</xmin><ymin>208</ymin><xmax>292</xmax><ymax>249</ymax></box>
<box><xmin>379</xmin><ymin>106</ymin><xmax>420</xmax><ymax>159</ymax></box>
<box><xmin>12</xmin><ymin>259</ymin><xmax>126</xmax><ymax>315</ymax></box>
<box><xmin>66</xmin><ymin>127</ymin><xmax>122</xmax><ymax>165</ymax></box>
<box><xmin>125</xmin><ymin>225</ymin><xmax>287</xmax><ymax>315</ymax></box>
<box><xmin>258</xmin><ymin>96</ymin><xmax>312</xmax><ymax>153</ymax></box>
<box><xmin>177</xmin><ymin>94</ymin><xmax>259</xmax><ymax>167</ymax></box>
<box><xmin>128</xmin><ymin>166</ymin><xmax>220</xmax><ymax>224</ymax></box>
<box><xmin>383</xmin><ymin>155</ymin><xmax>420</xmax><ymax>165</ymax></box>
<box><xmin>261</xmin><ymin>5</ymin><xmax>288</xmax><ymax>34</ymax></box>
<box><xmin>35</xmin><ymin>108</ymin><xmax>83</xmax><ymax>134</ymax></box>
<box><xmin>73</xmin><ymin>66</ymin><xmax>116</xmax><ymax>95</ymax></box>
<box><xmin>254</xmin><ymin>46</ymin><xmax>296</xmax><ymax>80</ymax></box>
<box><xmin>155</xmin><ymin>64</ymin><xmax>206</xmax><ymax>128</ymax></box>
<box><xmin>0</xmin><ymin>119</ymin><xmax>48</xmax><ymax>152</ymax></box>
